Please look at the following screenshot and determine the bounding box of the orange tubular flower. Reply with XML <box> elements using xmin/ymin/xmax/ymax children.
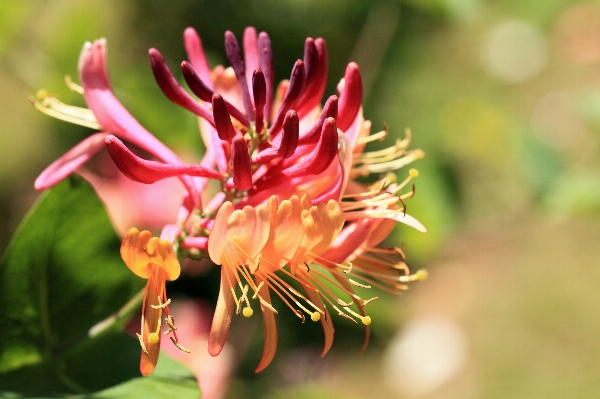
<box><xmin>120</xmin><ymin>227</ymin><xmax>189</xmax><ymax>376</ymax></box>
<box><xmin>207</xmin><ymin>194</ymin><xmax>422</xmax><ymax>372</ymax></box>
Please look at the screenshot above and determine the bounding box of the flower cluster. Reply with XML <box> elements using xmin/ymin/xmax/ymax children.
<box><xmin>32</xmin><ymin>26</ymin><xmax>426</xmax><ymax>375</ymax></box>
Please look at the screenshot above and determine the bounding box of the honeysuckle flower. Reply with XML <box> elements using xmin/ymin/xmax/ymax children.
<box><xmin>120</xmin><ymin>227</ymin><xmax>189</xmax><ymax>376</ymax></box>
<box><xmin>32</xmin><ymin>25</ymin><xmax>427</xmax><ymax>375</ymax></box>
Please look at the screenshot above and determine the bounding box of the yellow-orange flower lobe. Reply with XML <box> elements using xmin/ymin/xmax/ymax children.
<box><xmin>121</xmin><ymin>227</ymin><xmax>180</xmax><ymax>281</ymax></box>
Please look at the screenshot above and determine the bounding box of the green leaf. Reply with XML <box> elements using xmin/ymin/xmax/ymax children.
<box><xmin>0</xmin><ymin>175</ymin><xmax>191</xmax><ymax>395</ymax></box>
<box><xmin>86</xmin><ymin>352</ymin><xmax>200</xmax><ymax>399</ymax></box>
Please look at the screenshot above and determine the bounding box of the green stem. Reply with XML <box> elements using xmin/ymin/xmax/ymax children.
<box><xmin>88</xmin><ymin>288</ymin><xmax>144</xmax><ymax>337</ymax></box>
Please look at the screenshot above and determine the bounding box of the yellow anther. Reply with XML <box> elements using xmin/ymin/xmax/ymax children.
<box><xmin>399</xmin><ymin>269</ymin><xmax>428</xmax><ymax>282</ymax></box>
<box><xmin>311</xmin><ymin>312</ymin><xmax>321</xmax><ymax>322</ymax></box>
<box><xmin>362</xmin><ymin>316</ymin><xmax>372</xmax><ymax>325</ymax></box>
<box><xmin>242</xmin><ymin>307</ymin><xmax>254</xmax><ymax>317</ymax></box>
<box><xmin>415</xmin><ymin>269</ymin><xmax>428</xmax><ymax>281</ymax></box>
<box><xmin>148</xmin><ymin>332</ymin><xmax>159</xmax><ymax>344</ymax></box>
<box><xmin>36</xmin><ymin>89</ymin><xmax>48</xmax><ymax>100</ymax></box>
<box><xmin>409</xmin><ymin>168</ymin><xmax>419</xmax><ymax>178</ymax></box>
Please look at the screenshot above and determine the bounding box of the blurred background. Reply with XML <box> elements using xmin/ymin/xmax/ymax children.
<box><xmin>2</xmin><ymin>0</ymin><xmax>600</xmax><ymax>398</ymax></box>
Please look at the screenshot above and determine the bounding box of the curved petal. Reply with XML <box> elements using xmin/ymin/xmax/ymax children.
<box><xmin>332</xmin><ymin>273</ymin><xmax>370</xmax><ymax>353</ymax></box>
<box><xmin>254</xmin><ymin>274</ymin><xmax>278</xmax><ymax>373</ymax></box>
<box><xmin>183</xmin><ymin>27</ymin><xmax>213</xmax><ymax>90</ymax></box>
<box><xmin>34</xmin><ymin>132</ymin><xmax>108</xmax><ymax>190</ymax></box>
<box><xmin>337</xmin><ymin>62</ymin><xmax>362</xmax><ymax>131</ymax></box>
<box><xmin>105</xmin><ymin>135</ymin><xmax>222</xmax><ymax>184</ymax></box>
<box><xmin>140</xmin><ymin>276</ymin><xmax>163</xmax><ymax>376</ymax></box>
<box><xmin>301</xmin><ymin>280</ymin><xmax>334</xmax><ymax>357</ymax></box>
<box><xmin>78</xmin><ymin>40</ymin><xmax>183</xmax><ymax>168</ymax></box>
<box><xmin>208</xmin><ymin>267</ymin><xmax>235</xmax><ymax>356</ymax></box>
<box><xmin>322</xmin><ymin>219</ymin><xmax>373</xmax><ymax>265</ymax></box>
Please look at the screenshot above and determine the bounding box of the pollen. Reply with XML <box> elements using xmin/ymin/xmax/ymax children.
<box><xmin>409</xmin><ymin>168</ymin><xmax>419</xmax><ymax>178</ymax></box>
<box><xmin>361</xmin><ymin>316</ymin><xmax>372</xmax><ymax>325</ymax></box>
<box><xmin>148</xmin><ymin>332</ymin><xmax>159</xmax><ymax>344</ymax></box>
<box><xmin>311</xmin><ymin>312</ymin><xmax>321</xmax><ymax>322</ymax></box>
<box><xmin>415</xmin><ymin>269</ymin><xmax>428</xmax><ymax>281</ymax></box>
<box><xmin>243</xmin><ymin>306</ymin><xmax>254</xmax><ymax>317</ymax></box>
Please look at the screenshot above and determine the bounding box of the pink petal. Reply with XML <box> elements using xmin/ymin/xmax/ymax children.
<box><xmin>148</xmin><ymin>48</ymin><xmax>215</xmax><ymax>124</ymax></box>
<box><xmin>34</xmin><ymin>133</ymin><xmax>108</xmax><ymax>190</ymax></box>
<box><xmin>231</xmin><ymin>135</ymin><xmax>253</xmax><ymax>190</ymax></box>
<box><xmin>258</xmin><ymin>32</ymin><xmax>274</xmax><ymax>122</ymax></box>
<box><xmin>337</xmin><ymin>62</ymin><xmax>363</xmax><ymax>131</ymax></box>
<box><xmin>282</xmin><ymin>117</ymin><xmax>337</xmax><ymax>177</ymax></box>
<box><xmin>243</xmin><ymin>27</ymin><xmax>259</xmax><ymax>99</ymax></box>
<box><xmin>105</xmin><ymin>135</ymin><xmax>222</xmax><ymax>184</ymax></box>
<box><xmin>78</xmin><ymin>40</ymin><xmax>182</xmax><ymax>166</ymax></box>
<box><xmin>269</xmin><ymin>60</ymin><xmax>305</xmax><ymax>137</ymax></box>
<box><xmin>224</xmin><ymin>31</ymin><xmax>254</xmax><ymax>120</ymax></box>
<box><xmin>183</xmin><ymin>27</ymin><xmax>213</xmax><ymax>90</ymax></box>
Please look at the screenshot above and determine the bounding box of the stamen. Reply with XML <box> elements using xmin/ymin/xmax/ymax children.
<box><xmin>170</xmin><ymin>337</ymin><xmax>191</xmax><ymax>353</ymax></box>
<box><xmin>361</xmin><ymin>297</ymin><xmax>379</xmax><ymax>307</ymax></box>
<box><xmin>353</xmin><ymin>149</ymin><xmax>425</xmax><ymax>175</ymax></box>
<box><xmin>343</xmin><ymin>306</ymin><xmax>372</xmax><ymax>325</ymax></box>
<box><xmin>332</xmin><ymin>305</ymin><xmax>358</xmax><ymax>324</ymax></box>
<box><xmin>150</xmin><ymin>297</ymin><xmax>171</xmax><ymax>309</ymax></box>
<box><xmin>258</xmin><ymin>296</ymin><xmax>279</xmax><ymax>314</ymax></box>
<box><xmin>64</xmin><ymin>75</ymin><xmax>84</xmax><ymax>94</ymax></box>
<box><xmin>399</xmin><ymin>269</ymin><xmax>428</xmax><ymax>282</ymax></box>
<box><xmin>344</xmin><ymin>262</ymin><xmax>353</xmax><ymax>274</ymax></box>
<box><xmin>348</xmin><ymin>279</ymin><xmax>371</xmax><ymax>289</ymax></box>
<box><xmin>136</xmin><ymin>333</ymin><xmax>149</xmax><ymax>355</ymax></box>
<box><xmin>357</xmin><ymin>126</ymin><xmax>387</xmax><ymax>144</ymax></box>
<box><xmin>252</xmin><ymin>281</ymin><xmax>265</xmax><ymax>299</ymax></box>
<box><xmin>28</xmin><ymin>94</ymin><xmax>101</xmax><ymax>130</ymax></box>
<box><xmin>164</xmin><ymin>315</ymin><xmax>177</xmax><ymax>334</ymax></box>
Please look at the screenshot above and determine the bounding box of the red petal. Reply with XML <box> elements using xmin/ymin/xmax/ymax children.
<box><xmin>337</xmin><ymin>62</ymin><xmax>363</xmax><ymax>131</ymax></box>
<box><xmin>148</xmin><ymin>48</ymin><xmax>215</xmax><ymax>124</ymax></box>
<box><xmin>231</xmin><ymin>135</ymin><xmax>253</xmax><ymax>190</ymax></box>
<box><xmin>105</xmin><ymin>135</ymin><xmax>222</xmax><ymax>183</ymax></box>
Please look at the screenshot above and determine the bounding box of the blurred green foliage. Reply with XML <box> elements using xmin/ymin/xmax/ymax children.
<box><xmin>0</xmin><ymin>176</ymin><xmax>199</xmax><ymax>397</ymax></box>
<box><xmin>2</xmin><ymin>0</ymin><xmax>600</xmax><ymax>398</ymax></box>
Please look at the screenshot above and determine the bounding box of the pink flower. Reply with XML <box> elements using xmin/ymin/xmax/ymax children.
<box><xmin>32</xmin><ymin>26</ymin><xmax>427</xmax><ymax>375</ymax></box>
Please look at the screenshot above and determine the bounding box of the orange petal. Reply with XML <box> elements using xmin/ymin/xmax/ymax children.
<box><xmin>208</xmin><ymin>201</ymin><xmax>234</xmax><ymax>265</ymax></box>
<box><xmin>140</xmin><ymin>275</ymin><xmax>163</xmax><ymax>376</ymax></box>
<box><xmin>121</xmin><ymin>227</ymin><xmax>181</xmax><ymax>280</ymax></box>
<box><xmin>261</xmin><ymin>195</ymin><xmax>304</xmax><ymax>271</ymax></box>
<box><xmin>208</xmin><ymin>202</ymin><xmax>270</xmax><ymax>268</ymax></box>
<box><xmin>254</xmin><ymin>274</ymin><xmax>278</xmax><ymax>372</ymax></box>
<box><xmin>333</xmin><ymin>272</ymin><xmax>370</xmax><ymax>352</ymax></box>
<box><xmin>308</xmin><ymin>199</ymin><xmax>344</xmax><ymax>256</ymax></box>
<box><xmin>301</xmin><ymin>279</ymin><xmax>334</xmax><ymax>357</ymax></box>
<box><xmin>208</xmin><ymin>267</ymin><xmax>235</xmax><ymax>356</ymax></box>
